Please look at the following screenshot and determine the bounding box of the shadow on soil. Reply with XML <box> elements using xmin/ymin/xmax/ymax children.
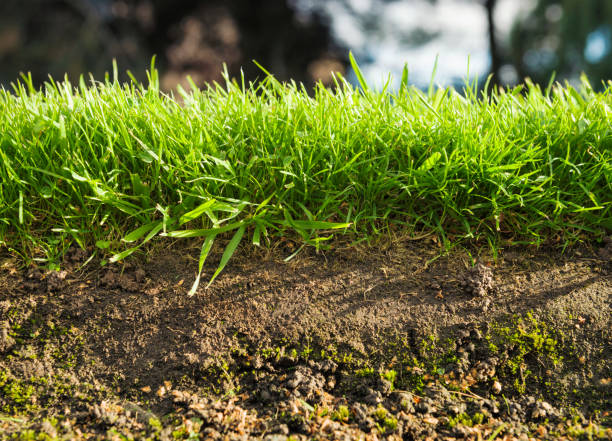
<box><xmin>0</xmin><ymin>237</ymin><xmax>610</xmax><ymax>439</ymax></box>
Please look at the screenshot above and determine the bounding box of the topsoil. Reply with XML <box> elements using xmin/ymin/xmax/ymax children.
<box><xmin>0</xmin><ymin>236</ymin><xmax>610</xmax><ymax>440</ymax></box>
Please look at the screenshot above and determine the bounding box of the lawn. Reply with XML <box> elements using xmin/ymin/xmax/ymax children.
<box><xmin>0</xmin><ymin>59</ymin><xmax>610</xmax><ymax>440</ymax></box>
<box><xmin>0</xmin><ymin>56</ymin><xmax>610</xmax><ymax>285</ymax></box>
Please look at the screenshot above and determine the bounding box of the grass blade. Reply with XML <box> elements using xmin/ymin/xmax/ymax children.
<box><xmin>400</xmin><ymin>63</ymin><xmax>409</xmax><ymax>92</ymax></box>
<box><xmin>188</xmin><ymin>234</ymin><xmax>216</xmax><ymax>296</ymax></box>
<box><xmin>252</xmin><ymin>222</ymin><xmax>262</xmax><ymax>247</ymax></box>
<box><xmin>287</xmin><ymin>220</ymin><xmax>352</xmax><ymax>230</ymax></box>
<box><xmin>206</xmin><ymin>224</ymin><xmax>246</xmax><ymax>287</ymax></box>
<box><xmin>164</xmin><ymin>221</ymin><xmax>245</xmax><ymax>238</ymax></box>
<box><xmin>349</xmin><ymin>51</ymin><xmax>369</xmax><ymax>91</ymax></box>
<box><xmin>178</xmin><ymin>199</ymin><xmax>217</xmax><ymax>225</ymax></box>
<box><xmin>122</xmin><ymin>221</ymin><xmax>160</xmax><ymax>243</ymax></box>
<box><xmin>110</xmin><ymin>221</ymin><xmax>162</xmax><ymax>262</ymax></box>
<box><xmin>418</xmin><ymin>152</ymin><xmax>442</xmax><ymax>173</ymax></box>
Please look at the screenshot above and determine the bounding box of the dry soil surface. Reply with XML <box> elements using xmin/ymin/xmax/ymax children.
<box><xmin>0</xmin><ymin>237</ymin><xmax>610</xmax><ymax>440</ymax></box>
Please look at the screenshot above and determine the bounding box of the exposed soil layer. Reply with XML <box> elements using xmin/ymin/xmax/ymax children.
<box><xmin>0</xmin><ymin>237</ymin><xmax>610</xmax><ymax>440</ymax></box>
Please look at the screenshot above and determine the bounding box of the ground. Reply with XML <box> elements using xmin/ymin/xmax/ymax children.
<box><xmin>0</xmin><ymin>236</ymin><xmax>610</xmax><ymax>440</ymax></box>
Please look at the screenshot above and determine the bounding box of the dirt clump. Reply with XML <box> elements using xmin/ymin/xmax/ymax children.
<box><xmin>22</xmin><ymin>268</ymin><xmax>68</xmax><ymax>292</ymax></box>
<box><xmin>460</xmin><ymin>262</ymin><xmax>495</xmax><ymax>296</ymax></box>
<box><xmin>46</xmin><ymin>270</ymin><xmax>68</xmax><ymax>291</ymax></box>
<box><xmin>598</xmin><ymin>235</ymin><xmax>612</xmax><ymax>261</ymax></box>
<box><xmin>64</xmin><ymin>246</ymin><xmax>90</xmax><ymax>266</ymax></box>
<box><xmin>99</xmin><ymin>266</ymin><xmax>147</xmax><ymax>291</ymax></box>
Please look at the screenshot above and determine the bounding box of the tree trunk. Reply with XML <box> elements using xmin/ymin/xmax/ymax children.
<box><xmin>485</xmin><ymin>0</ymin><xmax>499</xmax><ymax>85</ymax></box>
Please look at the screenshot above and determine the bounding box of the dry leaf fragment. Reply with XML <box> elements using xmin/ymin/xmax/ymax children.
<box><xmin>536</xmin><ymin>425</ymin><xmax>547</xmax><ymax>437</ymax></box>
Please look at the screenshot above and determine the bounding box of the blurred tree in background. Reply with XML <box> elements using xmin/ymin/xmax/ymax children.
<box><xmin>0</xmin><ymin>0</ymin><xmax>346</xmax><ymax>90</ymax></box>
<box><xmin>510</xmin><ymin>0</ymin><xmax>612</xmax><ymax>87</ymax></box>
<box><xmin>0</xmin><ymin>0</ymin><xmax>610</xmax><ymax>91</ymax></box>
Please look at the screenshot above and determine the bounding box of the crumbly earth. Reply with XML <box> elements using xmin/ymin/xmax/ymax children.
<box><xmin>0</xmin><ymin>237</ymin><xmax>610</xmax><ymax>440</ymax></box>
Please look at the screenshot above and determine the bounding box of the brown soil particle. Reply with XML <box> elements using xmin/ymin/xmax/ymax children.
<box><xmin>598</xmin><ymin>236</ymin><xmax>612</xmax><ymax>261</ymax></box>
<box><xmin>461</xmin><ymin>262</ymin><xmax>495</xmax><ymax>297</ymax></box>
<box><xmin>0</xmin><ymin>239</ymin><xmax>610</xmax><ymax>439</ymax></box>
<box><xmin>45</xmin><ymin>270</ymin><xmax>68</xmax><ymax>292</ymax></box>
<box><xmin>99</xmin><ymin>266</ymin><xmax>147</xmax><ymax>291</ymax></box>
<box><xmin>64</xmin><ymin>246</ymin><xmax>89</xmax><ymax>265</ymax></box>
<box><xmin>0</xmin><ymin>321</ymin><xmax>15</xmax><ymax>353</ymax></box>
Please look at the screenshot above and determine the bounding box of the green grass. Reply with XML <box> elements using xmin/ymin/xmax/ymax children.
<box><xmin>0</xmin><ymin>56</ymin><xmax>610</xmax><ymax>289</ymax></box>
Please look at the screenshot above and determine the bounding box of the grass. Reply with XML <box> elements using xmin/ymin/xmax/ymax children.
<box><xmin>0</xmin><ymin>55</ymin><xmax>610</xmax><ymax>290</ymax></box>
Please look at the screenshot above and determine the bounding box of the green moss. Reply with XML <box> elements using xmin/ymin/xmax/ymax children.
<box><xmin>0</xmin><ymin>371</ymin><xmax>37</xmax><ymax>414</ymax></box>
<box><xmin>300</xmin><ymin>346</ymin><xmax>313</xmax><ymax>359</ymax></box>
<box><xmin>565</xmin><ymin>421</ymin><xmax>608</xmax><ymax>439</ymax></box>
<box><xmin>355</xmin><ymin>367</ymin><xmax>375</xmax><ymax>377</ymax></box>
<box><xmin>488</xmin><ymin>312</ymin><xmax>564</xmax><ymax>395</ymax></box>
<box><xmin>331</xmin><ymin>404</ymin><xmax>350</xmax><ymax>422</ymax></box>
<box><xmin>382</xmin><ymin>416</ymin><xmax>398</xmax><ymax>432</ymax></box>
<box><xmin>105</xmin><ymin>428</ymin><xmax>133</xmax><ymax>441</ymax></box>
<box><xmin>12</xmin><ymin>430</ymin><xmax>38</xmax><ymax>441</ymax></box>
<box><xmin>168</xmin><ymin>418</ymin><xmax>202</xmax><ymax>440</ymax></box>
<box><xmin>373</xmin><ymin>405</ymin><xmax>388</xmax><ymax>420</ymax></box>
<box><xmin>373</xmin><ymin>405</ymin><xmax>397</xmax><ymax>434</ymax></box>
<box><xmin>381</xmin><ymin>369</ymin><xmax>397</xmax><ymax>390</ymax></box>
<box><xmin>447</xmin><ymin>411</ymin><xmax>487</xmax><ymax>428</ymax></box>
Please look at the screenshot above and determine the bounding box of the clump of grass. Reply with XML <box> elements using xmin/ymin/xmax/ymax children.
<box><xmin>0</xmin><ymin>55</ymin><xmax>610</xmax><ymax>290</ymax></box>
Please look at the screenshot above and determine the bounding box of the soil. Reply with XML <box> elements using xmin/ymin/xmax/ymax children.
<box><xmin>0</xmin><ymin>236</ymin><xmax>610</xmax><ymax>440</ymax></box>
